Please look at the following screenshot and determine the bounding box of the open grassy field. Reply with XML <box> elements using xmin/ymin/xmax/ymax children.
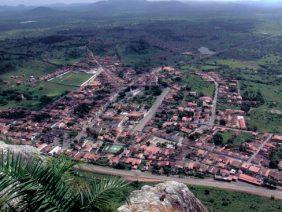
<box><xmin>184</xmin><ymin>74</ymin><xmax>215</xmax><ymax>97</ymax></box>
<box><xmin>49</xmin><ymin>58</ymin><xmax>83</xmax><ymax>66</ymax></box>
<box><xmin>239</xmin><ymin>80</ymin><xmax>282</xmax><ymax>133</ymax></box>
<box><xmin>49</xmin><ymin>71</ymin><xmax>93</xmax><ymax>87</ymax></box>
<box><xmin>38</xmin><ymin>81</ymin><xmax>75</xmax><ymax>97</ymax></box>
<box><xmin>0</xmin><ymin>60</ymin><xmax>57</xmax><ymax>82</ymax></box>
<box><xmin>0</xmin><ymin>56</ymin><xmax>90</xmax><ymax>110</ymax></box>
<box><xmin>219</xmin><ymin>131</ymin><xmax>253</xmax><ymax>146</ymax></box>
<box><xmin>0</xmin><ymin>81</ymin><xmax>75</xmax><ymax>110</ymax></box>
<box><xmin>246</xmin><ymin>107</ymin><xmax>282</xmax><ymax>134</ymax></box>
<box><xmin>215</xmin><ymin>59</ymin><xmax>259</xmax><ymax>70</ymax></box>
<box><xmin>189</xmin><ymin>185</ymin><xmax>282</xmax><ymax>212</ymax></box>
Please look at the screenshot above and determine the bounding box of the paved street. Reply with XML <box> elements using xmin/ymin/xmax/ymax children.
<box><xmin>209</xmin><ymin>81</ymin><xmax>218</xmax><ymax>126</ymax></box>
<box><xmin>247</xmin><ymin>133</ymin><xmax>273</xmax><ymax>163</ymax></box>
<box><xmin>134</xmin><ymin>88</ymin><xmax>170</xmax><ymax>132</ymax></box>
<box><xmin>77</xmin><ymin>164</ymin><xmax>282</xmax><ymax>200</ymax></box>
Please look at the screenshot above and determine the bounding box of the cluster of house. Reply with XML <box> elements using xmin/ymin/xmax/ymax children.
<box><xmin>213</xmin><ymin>76</ymin><xmax>247</xmax><ymax>129</ymax></box>
<box><xmin>2</xmin><ymin>73</ymin><xmax>38</xmax><ymax>86</ymax></box>
<box><xmin>218</xmin><ymin>79</ymin><xmax>242</xmax><ymax>106</ymax></box>
<box><xmin>144</xmin><ymin>85</ymin><xmax>213</xmax><ymax>136</ymax></box>
<box><xmin>251</xmin><ymin>135</ymin><xmax>282</xmax><ymax>169</ymax></box>
<box><xmin>34</xmin><ymin>125</ymin><xmax>281</xmax><ymax>186</ymax></box>
<box><xmin>0</xmin><ymin>57</ymin><xmax>281</xmax><ymax>188</ymax></box>
<box><xmin>217</xmin><ymin>109</ymin><xmax>247</xmax><ymax>129</ymax></box>
<box><xmin>0</xmin><ymin>57</ymin><xmax>126</xmax><ymax>144</ymax></box>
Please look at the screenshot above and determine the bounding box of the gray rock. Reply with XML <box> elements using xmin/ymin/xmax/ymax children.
<box><xmin>118</xmin><ymin>181</ymin><xmax>208</xmax><ymax>212</ymax></box>
<box><xmin>0</xmin><ymin>141</ymin><xmax>40</xmax><ymax>158</ymax></box>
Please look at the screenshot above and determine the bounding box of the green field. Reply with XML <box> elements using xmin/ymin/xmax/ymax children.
<box><xmin>239</xmin><ymin>80</ymin><xmax>282</xmax><ymax>133</ymax></box>
<box><xmin>216</xmin><ymin>59</ymin><xmax>258</xmax><ymax>70</ymax></box>
<box><xmin>189</xmin><ymin>185</ymin><xmax>282</xmax><ymax>212</ymax></box>
<box><xmin>49</xmin><ymin>71</ymin><xmax>93</xmax><ymax>87</ymax></box>
<box><xmin>246</xmin><ymin>107</ymin><xmax>282</xmax><ymax>134</ymax></box>
<box><xmin>0</xmin><ymin>81</ymin><xmax>75</xmax><ymax>110</ymax></box>
<box><xmin>49</xmin><ymin>58</ymin><xmax>83</xmax><ymax>66</ymax></box>
<box><xmin>216</xmin><ymin>130</ymin><xmax>254</xmax><ymax>149</ymax></box>
<box><xmin>184</xmin><ymin>74</ymin><xmax>215</xmax><ymax>97</ymax></box>
<box><xmin>0</xmin><ymin>63</ymin><xmax>81</xmax><ymax>110</ymax></box>
<box><xmin>0</xmin><ymin>60</ymin><xmax>57</xmax><ymax>82</ymax></box>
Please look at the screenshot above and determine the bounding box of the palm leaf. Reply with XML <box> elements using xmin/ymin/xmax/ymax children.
<box><xmin>0</xmin><ymin>150</ymin><xmax>128</xmax><ymax>211</ymax></box>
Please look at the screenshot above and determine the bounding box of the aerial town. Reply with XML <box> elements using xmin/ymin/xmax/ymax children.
<box><xmin>0</xmin><ymin>50</ymin><xmax>281</xmax><ymax>190</ymax></box>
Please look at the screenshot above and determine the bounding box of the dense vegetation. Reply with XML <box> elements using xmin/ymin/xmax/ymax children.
<box><xmin>0</xmin><ymin>152</ymin><xmax>127</xmax><ymax>211</ymax></box>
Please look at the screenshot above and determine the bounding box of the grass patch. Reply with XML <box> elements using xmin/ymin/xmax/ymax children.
<box><xmin>246</xmin><ymin>107</ymin><xmax>282</xmax><ymax>134</ymax></box>
<box><xmin>49</xmin><ymin>58</ymin><xmax>82</xmax><ymax>66</ymax></box>
<box><xmin>0</xmin><ymin>60</ymin><xmax>57</xmax><ymax>83</ymax></box>
<box><xmin>104</xmin><ymin>144</ymin><xmax>124</xmax><ymax>154</ymax></box>
<box><xmin>239</xmin><ymin>80</ymin><xmax>282</xmax><ymax>133</ymax></box>
<box><xmin>184</xmin><ymin>74</ymin><xmax>215</xmax><ymax>97</ymax></box>
<box><xmin>189</xmin><ymin>185</ymin><xmax>282</xmax><ymax>212</ymax></box>
<box><xmin>217</xmin><ymin>130</ymin><xmax>254</xmax><ymax>149</ymax></box>
<box><xmin>0</xmin><ymin>81</ymin><xmax>75</xmax><ymax>110</ymax></box>
<box><xmin>216</xmin><ymin>59</ymin><xmax>258</xmax><ymax>70</ymax></box>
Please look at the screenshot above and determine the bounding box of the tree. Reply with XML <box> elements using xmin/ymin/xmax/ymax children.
<box><xmin>213</xmin><ymin>133</ymin><xmax>223</xmax><ymax>146</ymax></box>
<box><xmin>269</xmin><ymin>147</ymin><xmax>282</xmax><ymax>169</ymax></box>
<box><xmin>74</xmin><ymin>103</ymin><xmax>91</xmax><ymax>118</ymax></box>
<box><xmin>219</xmin><ymin>119</ymin><xmax>226</xmax><ymax>126</ymax></box>
<box><xmin>39</xmin><ymin>95</ymin><xmax>53</xmax><ymax>106</ymax></box>
<box><xmin>0</xmin><ymin>151</ymin><xmax>127</xmax><ymax>211</ymax></box>
<box><xmin>241</xmin><ymin>102</ymin><xmax>251</xmax><ymax>113</ymax></box>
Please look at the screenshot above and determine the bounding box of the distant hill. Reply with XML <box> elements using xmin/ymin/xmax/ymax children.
<box><xmin>0</xmin><ymin>0</ymin><xmax>280</xmax><ymax>21</ymax></box>
<box><xmin>28</xmin><ymin>6</ymin><xmax>56</xmax><ymax>14</ymax></box>
<box><xmin>18</xmin><ymin>6</ymin><xmax>68</xmax><ymax>19</ymax></box>
<box><xmin>67</xmin><ymin>0</ymin><xmax>258</xmax><ymax>16</ymax></box>
<box><xmin>82</xmin><ymin>0</ymin><xmax>188</xmax><ymax>15</ymax></box>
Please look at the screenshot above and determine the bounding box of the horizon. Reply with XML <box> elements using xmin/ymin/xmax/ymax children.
<box><xmin>1</xmin><ymin>0</ymin><xmax>282</xmax><ymax>7</ymax></box>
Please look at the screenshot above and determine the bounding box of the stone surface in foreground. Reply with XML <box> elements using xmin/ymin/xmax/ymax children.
<box><xmin>0</xmin><ymin>141</ymin><xmax>40</xmax><ymax>158</ymax></box>
<box><xmin>118</xmin><ymin>181</ymin><xmax>208</xmax><ymax>212</ymax></box>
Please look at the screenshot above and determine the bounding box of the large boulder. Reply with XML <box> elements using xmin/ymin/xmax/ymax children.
<box><xmin>118</xmin><ymin>181</ymin><xmax>208</xmax><ymax>212</ymax></box>
<box><xmin>0</xmin><ymin>141</ymin><xmax>40</xmax><ymax>158</ymax></box>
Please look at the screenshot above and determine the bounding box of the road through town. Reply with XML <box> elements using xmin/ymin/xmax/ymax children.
<box><xmin>247</xmin><ymin>133</ymin><xmax>273</xmax><ymax>163</ymax></box>
<box><xmin>209</xmin><ymin>81</ymin><xmax>218</xmax><ymax>126</ymax></box>
<box><xmin>77</xmin><ymin>164</ymin><xmax>282</xmax><ymax>200</ymax></box>
<box><xmin>134</xmin><ymin>88</ymin><xmax>170</xmax><ymax>132</ymax></box>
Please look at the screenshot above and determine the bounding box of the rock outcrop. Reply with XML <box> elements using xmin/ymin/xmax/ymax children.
<box><xmin>118</xmin><ymin>181</ymin><xmax>208</xmax><ymax>212</ymax></box>
<box><xmin>0</xmin><ymin>141</ymin><xmax>40</xmax><ymax>158</ymax></box>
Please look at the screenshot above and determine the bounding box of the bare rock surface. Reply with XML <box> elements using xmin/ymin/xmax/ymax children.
<box><xmin>0</xmin><ymin>141</ymin><xmax>40</xmax><ymax>158</ymax></box>
<box><xmin>118</xmin><ymin>181</ymin><xmax>208</xmax><ymax>212</ymax></box>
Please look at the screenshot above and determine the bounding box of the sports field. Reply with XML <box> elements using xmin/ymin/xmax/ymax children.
<box><xmin>49</xmin><ymin>71</ymin><xmax>93</xmax><ymax>86</ymax></box>
<box><xmin>104</xmin><ymin>145</ymin><xmax>124</xmax><ymax>154</ymax></box>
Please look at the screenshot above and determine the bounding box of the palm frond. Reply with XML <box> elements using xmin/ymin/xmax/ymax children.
<box><xmin>0</xmin><ymin>150</ymin><xmax>129</xmax><ymax>211</ymax></box>
<box><xmin>83</xmin><ymin>177</ymin><xmax>128</xmax><ymax>210</ymax></box>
